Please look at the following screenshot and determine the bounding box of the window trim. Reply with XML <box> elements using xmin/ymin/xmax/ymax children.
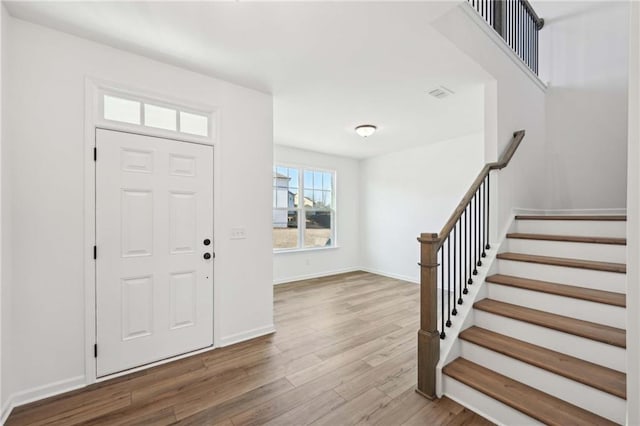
<box><xmin>94</xmin><ymin>82</ymin><xmax>216</xmax><ymax>146</ymax></box>
<box><xmin>273</xmin><ymin>164</ymin><xmax>337</xmax><ymax>252</ymax></box>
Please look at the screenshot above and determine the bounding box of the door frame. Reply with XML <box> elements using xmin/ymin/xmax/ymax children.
<box><xmin>83</xmin><ymin>77</ymin><xmax>222</xmax><ymax>384</ymax></box>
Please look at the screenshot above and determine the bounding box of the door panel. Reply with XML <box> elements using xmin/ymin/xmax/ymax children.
<box><xmin>96</xmin><ymin>129</ymin><xmax>214</xmax><ymax>377</ymax></box>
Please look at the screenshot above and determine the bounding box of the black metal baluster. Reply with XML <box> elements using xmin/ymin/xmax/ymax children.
<box><xmin>533</xmin><ymin>16</ymin><xmax>536</xmax><ymax>70</ymax></box>
<box><xmin>529</xmin><ymin>16</ymin><xmax>533</xmax><ymax>69</ymax></box>
<box><xmin>486</xmin><ymin>173</ymin><xmax>491</xmax><ymax>250</ymax></box>
<box><xmin>512</xmin><ymin>0</ymin><xmax>516</xmax><ymax>53</ymax></box>
<box><xmin>458</xmin><ymin>219</ymin><xmax>464</xmax><ymax>304</ymax></box>
<box><xmin>464</xmin><ymin>207</ymin><xmax>470</xmax><ymax>291</ymax></box>
<box><xmin>482</xmin><ymin>177</ymin><xmax>487</xmax><ymax>258</ymax></box>
<box><xmin>467</xmin><ymin>202</ymin><xmax>473</xmax><ymax>285</ymax></box>
<box><xmin>516</xmin><ymin>2</ymin><xmax>522</xmax><ymax>58</ymax></box>
<box><xmin>507</xmin><ymin>0</ymin><xmax>511</xmax><ymax>47</ymax></box>
<box><xmin>528</xmin><ymin>15</ymin><xmax>534</xmax><ymax>70</ymax></box>
<box><xmin>476</xmin><ymin>184</ymin><xmax>482</xmax><ymax>268</ymax></box>
<box><xmin>473</xmin><ymin>193</ymin><xmax>478</xmax><ymax>275</ymax></box>
<box><xmin>529</xmin><ymin>9</ymin><xmax>532</xmax><ymax>67</ymax></box>
<box><xmin>525</xmin><ymin>5</ymin><xmax>528</xmax><ymax>64</ymax></box>
<box><xmin>440</xmin><ymin>247</ymin><xmax>445</xmax><ymax>339</ymax></box>
<box><xmin>452</xmin><ymin>226</ymin><xmax>457</xmax><ymax>316</ymax></box>
<box><xmin>513</xmin><ymin>0</ymin><xmax>517</xmax><ymax>50</ymax></box>
<box><xmin>533</xmin><ymin>17</ymin><xmax>540</xmax><ymax>74</ymax></box>
<box><xmin>521</xmin><ymin>2</ymin><xmax>525</xmax><ymax>63</ymax></box>
<box><xmin>446</xmin><ymin>237</ymin><xmax>451</xmax><ymax>327</ymax></box>
<box><xmin>519</xmin><ymin>2</ymin><xmax>523</xmax><ymax>60</ymax></box>
<box><xmin>518</xmin><ymin>2</ymin><xmax>523</xmax><ymax>58</ymax></box>
<box><xmin>491</xmin><ymin>0</ymin><xmax>495</xmax><ymax>26</ymax></box>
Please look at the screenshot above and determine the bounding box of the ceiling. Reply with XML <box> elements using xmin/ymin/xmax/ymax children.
<box><xmin>5</xmin><ymin>1</ymin><xmax>491</xmax><ymax>159</ymax></box>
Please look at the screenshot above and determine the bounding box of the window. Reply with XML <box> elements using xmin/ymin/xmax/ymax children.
<box><xmin>104</xmin><ymin>95</ymin><xmax>140</xmax><ymax>125</ymax></box>
<box><xmin>101</xmin><ymin>93</ymin><xmax>210</xmax><ymax>138</ymax></box>
<box><xmin>273</xmin><ymin>165</ymin><xmax>335</xmax><ymax>250</ymax></box>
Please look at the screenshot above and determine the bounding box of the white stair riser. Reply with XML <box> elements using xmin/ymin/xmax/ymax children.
<box><xmin>443</xmin><ymin>376</ymin><xmax>544</xmax><ymax>426</ymax></box>
<box><xmin>474</xmin><ymin>310</ymin><xmax>626</xmax><ymax>372</ymax></box>
<box><xmin>506</xmin><ymin>238</ymin><xmax>626</xmax><ymax>264</ymax></box>
<box><xmin>514</xmin><ymin>220</ymin><xmax>626</xmax><ymax>238</ymax></box>
<box><xmin>497</xmin><ymin>259</ymin><xmax>626</xmax><ymax>293</ymax></box>
<box><xmin>460</xmin><ymin>341</ymin><xmax>625</xmax><ymax>424</ymax></box>
<box><xmin>486</xmin><ymin>284</ymin><xmax>625</xmax><ymax>329</ymax></box>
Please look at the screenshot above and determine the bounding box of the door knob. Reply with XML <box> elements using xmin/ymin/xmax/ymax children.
<box><xmin>203</xmin><ymin>238</ymin><xmax>211</xmax><ymax>246</ymax></box>
<box><xmin>203</xmin><ymin>253</ymin><xmax>211</xmax><ymax>260</ymax></box>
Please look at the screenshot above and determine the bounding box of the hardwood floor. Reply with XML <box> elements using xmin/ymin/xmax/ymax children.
<box><xmin>7</xmin><ymin>271</ymin><xmax>490</xmax><ymax>426</ymax></box>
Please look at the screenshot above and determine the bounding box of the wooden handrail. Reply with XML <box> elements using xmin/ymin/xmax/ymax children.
<box><xmin>435</xmin><ymin>130</ymin><xmax>525</xmax><ymax>250</ymax></box>
<box><xmin>519</xmin><ymin>0</ymin><xmax>545</xmax><ymax>30</ymax></box>
<box><xmin>416</xmin><ymin>129</ymin><xmax>525</xmax><ymax>400</ymax></box>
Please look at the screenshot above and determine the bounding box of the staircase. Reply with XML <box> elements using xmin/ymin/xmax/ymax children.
<box><xmin>442</xmin><ymin>215</ymin><xmax>627</xmax><ymax>425</ymax></box>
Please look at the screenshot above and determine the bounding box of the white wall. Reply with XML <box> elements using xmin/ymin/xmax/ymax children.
<box><xmin>273</xmin><ymin>145</ymin><xmax>360</xmax><ymax>284</ymax></box>
<box><xmin>360</xmin><ymin>133</ymin><xmax>484</xmax><ymax>283</ymax></box>
<box><xmin>0</xmin><ymin>3</ymin><xmax>4</xmax><ymax>419</ymax></box>
<box><xmin>3</xmin><ymin>14</ymin><xmax>273</xmax><ymax>413</ymax></box>
<box><xmin>537</xmin><ymin>1</ymin><xmax>629</xmax><ymax>209</ymax></box>
<box><xmin>434</xmin><ymin>4</ymin><xmax>548</xmax><ymax>242</ymax></box>
<box><xmin>626</xmin><ymin>2</ymin><xmax>639</xmax><ymax>424</ymax></box>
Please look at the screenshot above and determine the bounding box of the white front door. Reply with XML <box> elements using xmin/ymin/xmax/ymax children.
<box><xmin>96</xmin><ymin>129</ymin><xmax>214</xmax><ymax>377</ymax></box>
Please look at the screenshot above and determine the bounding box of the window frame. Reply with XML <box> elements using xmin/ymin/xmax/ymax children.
<box><xmin>97</xmin><ymin>87</ymin><xmax>215</xmax><ymax>145</ymax></box>
<box><xmin>273</xmin><ymin>164</ymin><xmax>337</xmax><ymax>252</ymax></box>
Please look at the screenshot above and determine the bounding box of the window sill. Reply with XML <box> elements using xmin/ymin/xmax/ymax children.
<box><xmin>273</xmin><ymin>246</ymin><xmax>340</xmax><ymax>254</ymax></box>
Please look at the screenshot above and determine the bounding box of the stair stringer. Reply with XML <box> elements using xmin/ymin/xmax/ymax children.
<box><xmin>435</xmin><ymin>212</ymin><xmax>517</xmax><ymax>397</ymax></box>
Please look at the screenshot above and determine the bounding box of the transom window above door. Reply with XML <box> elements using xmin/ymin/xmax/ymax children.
<box><xmin>273</xmin><ymin>165</ymin><xmax>336</xmax><ymax>251</ymax></box>
<box><xmin>101</xmin><ymin>92</ymin><xmax>210</xmax><ymax>138</ymax></box>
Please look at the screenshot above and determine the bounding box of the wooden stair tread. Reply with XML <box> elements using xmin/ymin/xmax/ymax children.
<box><xmin>515</xmin><ymin>215</ymin><xmax>626</xmax><ymax>221</ymax></box>
<box><xmin>507</xmin><ymin>232</ymin><xmax>626</xmax><ymax>245</ymax></box>
<box><xmin>473</xmin><ymin>299</ymin><xmax>626</xmax><ymax>348</ymax></box>
<box><xmin>497</xmin><ymin>252</ymin><xmax>626</xmax><ymax>273</ymax></box>
<box><xmin>460</xmin><ymin>326</ymin><xmax>626</xmax><ymax>399</ymax></box>
<box><xmin>486</xmin><ymin>274</ymin><xmax>626</xmax><ymax>307</ymax></box>
<box><xmin>443</xmin><ymin>358</ymin><xmax>618</xmax><ymax>426</ymax></box>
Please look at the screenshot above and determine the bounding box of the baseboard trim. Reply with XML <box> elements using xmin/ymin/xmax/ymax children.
<box><xmin>273</xmin><ymin>267</ymin><xmax>360</xmax><ymax>285</ymax></box>
<box><xmin>1</xmin><ymin>397</ymin><xmax>12</xmax><ymax>425</ymax></box>
<box><xmin>359</xmin><ymin>267</ymin><xmax>418</xmax><ymax>284</ymax></box>
<box><xmin>218</xmin><ymin>324</ymin><xmax>276</xmax><ymax>347</ymax></box>
<box><xmin>513</xmin><ymin>207</ymin><xmax>627</xmax><ymax>216</ymax></box>
<box><xmin>1</xmin><ymin>375</ymin><xmax>86</xmax><ymax>423</ymax></box>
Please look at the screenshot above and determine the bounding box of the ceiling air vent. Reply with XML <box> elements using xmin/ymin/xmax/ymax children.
<box><xmin>427</xmin><ymin>86</ymin><xmax>455</xmax><ymax>99</ymax></box>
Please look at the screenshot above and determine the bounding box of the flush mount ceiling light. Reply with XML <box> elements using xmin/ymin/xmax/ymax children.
<box><xmin>355</xmin><ymin>124</ymin><xmax>377</xmax><ymax>138</ymax></box>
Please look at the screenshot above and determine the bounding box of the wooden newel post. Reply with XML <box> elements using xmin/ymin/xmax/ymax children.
<box><xmin>416</xmin><ymin>232</ymin><xmax>440</xmax><ymax>400</ymax></box>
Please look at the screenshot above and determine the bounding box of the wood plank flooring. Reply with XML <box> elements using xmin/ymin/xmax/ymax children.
<box><xmin>6</xmin><ymin>271</ymin><xmax>490</xmax><ymax>426</ymax></box>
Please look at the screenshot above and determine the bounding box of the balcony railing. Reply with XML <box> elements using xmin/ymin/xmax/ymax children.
<box><xmin>469</xmin><ymin>0</ymin><xmax>544</xmax><ymax>74</ymax></box>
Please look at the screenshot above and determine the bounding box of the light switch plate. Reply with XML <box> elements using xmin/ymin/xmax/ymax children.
<box><xmin>231</xmin><ymin>227</ymin><xmax>246</xmax><ymax>239</ymax></box>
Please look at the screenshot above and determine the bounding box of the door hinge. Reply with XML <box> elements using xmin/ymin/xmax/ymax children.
<box><xmin>93</xmin><ymin>245</ymin><xmax>97</xmax><ymax>260</ymax></box>
<box><xmin>94</xmin><ymin>344</ymin><xmax>98</xmax><ymax>358</ymax></box>
<box><xmin>93</xmin><ymin>147</ymin><xmax>97</xmax><ymax>161</ymax></box>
